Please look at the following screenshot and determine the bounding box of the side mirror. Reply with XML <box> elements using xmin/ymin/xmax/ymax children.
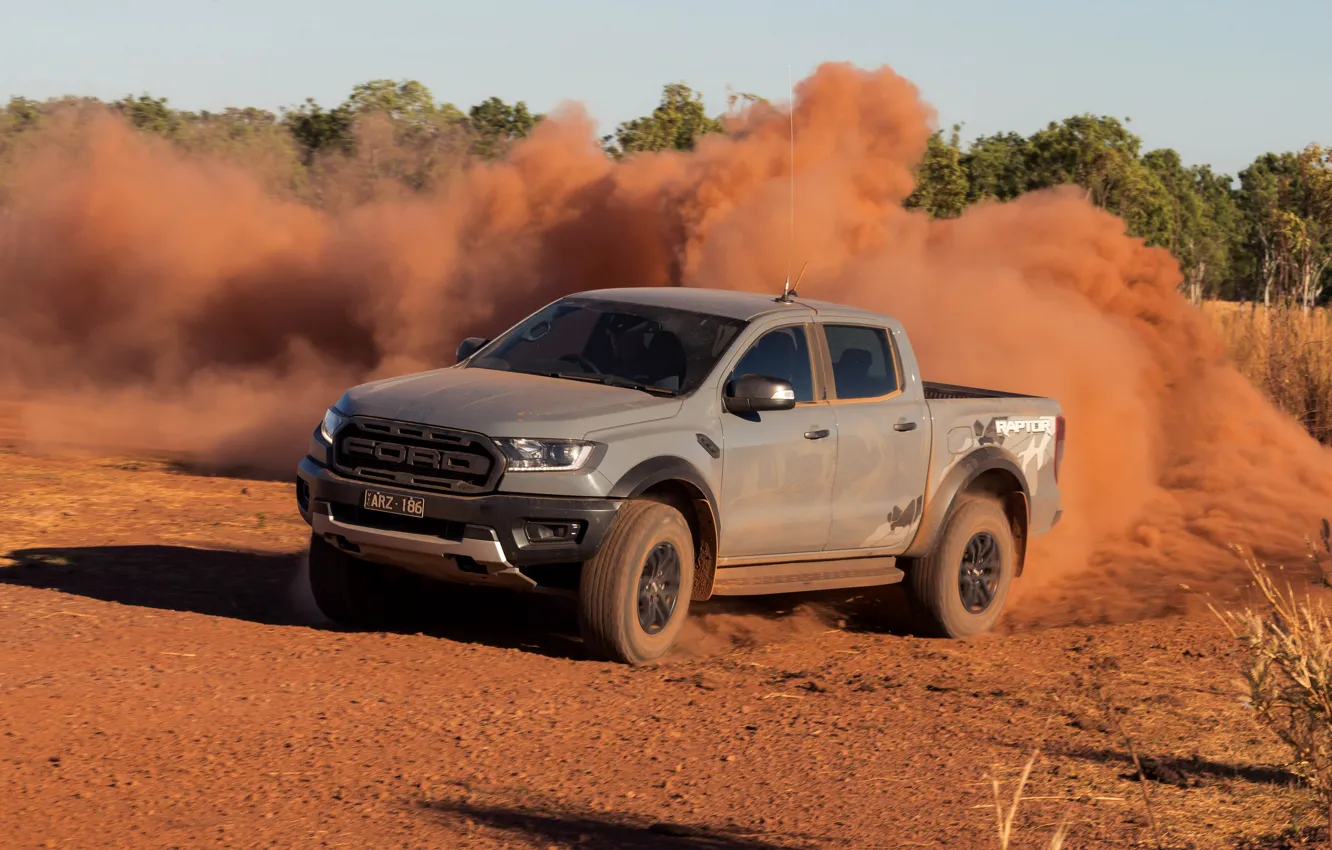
<box><xmin>456</xmin><ymin>337</ymin><xmax>490</xmax><ymax>363</ymax></box>
<box><xmin>724</xmin><ymin>374</ymin><xmax>797</xmax><ymax>414</ymax></box>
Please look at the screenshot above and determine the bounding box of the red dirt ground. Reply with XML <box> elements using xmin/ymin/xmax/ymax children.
<box><xmin>0</xmin><ymin>430</ymin><xmax>1322</xmax><ymax>848</ymax></box>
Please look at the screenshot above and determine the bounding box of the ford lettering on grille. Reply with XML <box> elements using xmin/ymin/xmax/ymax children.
<box><xmin>332</xmin><ymin>419</ymin><xmax>501</xmax><ymax>494</ymax></box>
<box><xmin>343</xmin><ymin>437</ymin><xmax>487</xmax><ymax>474</ymax></box>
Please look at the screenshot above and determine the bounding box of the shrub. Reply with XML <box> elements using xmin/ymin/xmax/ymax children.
<box><xmin>1214</xmin><ymin>544</ymin><xmax>1332</xmax><ymax>836</ymax></box>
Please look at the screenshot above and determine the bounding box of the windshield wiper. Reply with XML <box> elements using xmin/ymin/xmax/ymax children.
<box><xmin>589</xmin><ymin>374</ymin><xmax>677</xmax><ymax>396</ymax></box>
<box><xmin>534</xmin><ymin>371</ymin><xmax>676</xmax><ymax>397</ymax></box>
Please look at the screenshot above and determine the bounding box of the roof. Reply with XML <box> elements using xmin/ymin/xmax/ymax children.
<box><xmin>572</xmin><ymin>286</ymin><xmax>891</xmax><ymax>324</ymax></box>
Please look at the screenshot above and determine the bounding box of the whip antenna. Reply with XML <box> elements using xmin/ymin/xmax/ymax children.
<box><xmin>778</xmin><ymin>65</ymin><xmax>800</xmax><ymax>303</ymax></box>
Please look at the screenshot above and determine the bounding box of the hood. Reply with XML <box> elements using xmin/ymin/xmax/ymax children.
<box><xmin>338</xmin><ymin>365</ymin><xmax>683</xmax><ymax>438</ymax></box>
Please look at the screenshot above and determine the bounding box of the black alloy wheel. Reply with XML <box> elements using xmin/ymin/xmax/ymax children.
<box><xmin>958</xmin><ymin>531</ymin><xmax>1000</xmax><ymax>614</ymax></box>
<box><xmin>636</xmin><ymin>541</ymin><xmax>681</xmax><ymax>635</ymax></box>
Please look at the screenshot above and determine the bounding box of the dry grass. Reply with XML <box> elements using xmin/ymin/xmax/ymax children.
<box><xmin>987</xmin><ymin>748</ymin><xmax>1072</xmax><ymax>849</ymax></box>
<box><xmin>1205</xmin><ymin>301</ymin><xmax>1332</xmax><ymax>444</ymax></box>
<box><xmin>1215</xmin><ymin>544</ymin><xmax>1332</xmax><ymax>842</ymax></box>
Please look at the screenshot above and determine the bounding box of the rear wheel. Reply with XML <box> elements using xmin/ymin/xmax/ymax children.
<box><xmin>307</xmin><ymin>533</ymin><xmax>415</xmax><ymax>628</ymax></box>
<box><xmin>578</xmin><ymin>501</ymin><xmax>695</xmax><ymax>665</ymax></box>
<box><xmin>905</xmin><ymin>497</ymin><xmax>1016</xmax><ymax>638</ymax></box>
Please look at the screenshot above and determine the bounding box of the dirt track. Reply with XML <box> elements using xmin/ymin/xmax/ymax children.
<box><xmin>0</xmin><ymin>442</ymin><xmax>1318</xmax><ymax>849</ymax></box>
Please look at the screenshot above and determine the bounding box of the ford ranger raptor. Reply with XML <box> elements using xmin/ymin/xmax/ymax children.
<box><xmin>296</xmin><ymin>287</ymin><xmax>1065</xmax><ymax>664</ymax></box>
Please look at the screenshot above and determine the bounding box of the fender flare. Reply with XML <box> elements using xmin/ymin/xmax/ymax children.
<box><xmin>608</xmin><ymin>456</ymin><xmax>719</xmax><ymax>507</ymax></box>
<box><xmin>609</xmin><ymin>457</ymin><xmax>720</xmax><ymax>600</ymax></box>
<box><xmin>902</xmin><ymin>446</ymin><xmax>1031</xmax><ymax>568</ymax></box>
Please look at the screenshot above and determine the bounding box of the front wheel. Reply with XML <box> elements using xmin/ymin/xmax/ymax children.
<box><xmin>578</xmin><ymin>501</ymin><xmax>695</xmax><ymax>665</ymax></box>
<box><xmin>307</xmin><ymin>533</ymin><xmax>415</xmax><ymax>628</ymax></box>
<box><xmin>904</xmin><ymin>497</ymin><xmax>1016</xmax><ymax>638</ymax></box>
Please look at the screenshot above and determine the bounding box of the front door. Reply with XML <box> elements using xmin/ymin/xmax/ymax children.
<box><xmin>718</xmin><ymin>323</ymin><xmax>837</xmax><ymax>558</ymax></box>
<box><xmin>820</xmin><ymin>323</ymin><xmax>930</xmax><ymax>552</ymax></box>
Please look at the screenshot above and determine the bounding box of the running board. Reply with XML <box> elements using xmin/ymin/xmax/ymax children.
<box><xmin>710</xmin><ymin>557</ymin><xmax>903</xmax><ymax>596</ymax></box>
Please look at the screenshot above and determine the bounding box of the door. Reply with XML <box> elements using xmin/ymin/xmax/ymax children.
<box><xmin>820</xmin><ymin>323</ymin><xmax>930</xmax><ymax>552</ymax></box>
<box><xmin>718</xmin><ymin>323</ymin><xmax>837</xmax><ymax>558</ymax></box>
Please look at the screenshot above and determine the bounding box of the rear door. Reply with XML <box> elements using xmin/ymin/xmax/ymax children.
<box><xmin>819</xmin><ymin>322</ymin><xmax>930</xmax><ymax>552</ymax></box>
<box><xmin>718</xmin><ymin>322</ymin><xmax>837</xmax><ymax>558</ymax></box>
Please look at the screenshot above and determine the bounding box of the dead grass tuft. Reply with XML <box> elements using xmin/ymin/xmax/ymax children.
<box><xmin>1215</xmin><ymin>541</ymin><xmax>1332</xmax><ymax>840</ymax></box>
<box><xmin>1206</xmin><ymin>302</ymin><xmax>1332</xmax><ymax>444</ymax></box>
<box><xmin>985</xmin><ymin>748</ymin><xmax>1072</xmax><ymax>850</ymax></box>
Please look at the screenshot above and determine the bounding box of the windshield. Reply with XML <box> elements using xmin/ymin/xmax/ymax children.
<box><xmin>467</xmin><ymin>297</ymin><xmax>746</xmax><ymax>396</ymax></box>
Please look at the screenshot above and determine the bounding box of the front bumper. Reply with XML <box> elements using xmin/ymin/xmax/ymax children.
<box><xmin>296</xmin><ymin>456</ymin><xmax>622</xmax><ymax>585</ymax></box>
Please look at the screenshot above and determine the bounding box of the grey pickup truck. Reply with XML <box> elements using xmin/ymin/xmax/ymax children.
<box><xmin>296</xmin><ymin>287</ymin><xmax>1064</xmax><ymax>664</ymax></box>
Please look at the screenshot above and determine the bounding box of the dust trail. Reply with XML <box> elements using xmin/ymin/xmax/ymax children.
<box><xmin>3</xmin><ymin>62</ymin><xmax>1331</xmax><ymax>625</ymax></box>
<box><xmin>672</xmin><ymin>603</ymin><xmax>834</xmax><ymax>659</ymax></box>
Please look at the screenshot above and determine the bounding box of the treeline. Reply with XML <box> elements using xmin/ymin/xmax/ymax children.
<box><xmin>906</xmin><ymin>122</ymin><xmax>1332</xmax><ymax>307</ymax></box>
<box><xmin>1</xmin><ymin>79</ymin><xmax>1328</xmax><ymax>306</ymax></box>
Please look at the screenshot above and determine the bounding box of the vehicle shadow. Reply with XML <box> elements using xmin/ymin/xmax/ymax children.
<box><xmin>3</xmin><ymin>545</ymin><xmax>303</xmax><ymax>624</ymax></box>
<box><xmin>423</xmin><ymin>796</ymin><xmax>812</xmax><ymax>849</ymax></box>
<box><xmin>0</xmin><ymin>545</ymin><xmax>589</xmax><ymax>660</ymax></box>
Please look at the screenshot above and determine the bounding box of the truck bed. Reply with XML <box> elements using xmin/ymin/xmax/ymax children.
<box><xmin>922</xmin><ymin>381</ymin><xmax>1039</xmax><ymax>401</ymax></box>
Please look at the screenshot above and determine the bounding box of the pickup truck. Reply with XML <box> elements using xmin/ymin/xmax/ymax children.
<box><xmin>296</xmin><ymin>287</ymin><xmax>1064</xmax><ymax>664</ymax></box>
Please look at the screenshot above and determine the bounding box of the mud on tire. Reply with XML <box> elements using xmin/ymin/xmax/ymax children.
<box><xmin>905</xmin><ymin>497</ymin><xmax>1016</xmax><ymax>638</ymax></box>
<box><xmin>578</xmin><ymin>500</ymin><xmax>695</xmax><ymax>665</ymax></box>
<box><xmin>307</xmin><ymin>533</ymin><xmax>416</xmax><ymax>629</ymax></box>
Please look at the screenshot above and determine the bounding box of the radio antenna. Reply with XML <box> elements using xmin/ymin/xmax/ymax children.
<box><xmin>777</xmin><ymin>65</ymin><xmax>799</xmax><ymax>303</ymax></box>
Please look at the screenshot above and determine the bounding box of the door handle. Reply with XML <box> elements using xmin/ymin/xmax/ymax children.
<box><xmin>804</xmin><ymin>429</ymin><xmax>831</xmax><ymax>440</ymax></box>
<box><xmin>893</xmin><ymin>421</ymin><xmax>917</xmax><ymax>432</ymax></box>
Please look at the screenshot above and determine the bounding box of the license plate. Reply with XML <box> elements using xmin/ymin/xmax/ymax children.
<box><xmin>363</xmin><ymin>489</ymin><xmax>425</xmax><ymax>518</ymax></box>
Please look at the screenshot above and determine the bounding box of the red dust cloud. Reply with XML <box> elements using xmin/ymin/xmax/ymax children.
<box><xmin>3</xmin><ymin>62</ymin><xmax>1330</xmax><ymax>624</ymax></box>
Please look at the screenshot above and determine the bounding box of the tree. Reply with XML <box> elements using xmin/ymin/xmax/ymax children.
<box><xmin>1281</xmin><ymin>146</ymin><xmax>1332</xmax><ymax>310</ymax></box>
<box><xmin>963</xmin><ymin>131</ymin><xmax>1030</xmax><ymax>202</ymax></box>
<box><xmin>1190</xmin><ymin>165</ymin><xmax>1245</xmax><ymax>302</ymax></box>
<box><xmin>344</xmin><ymin>79</ymin><xmax>462</xmax><ymax>126</ymax></box>
<box><xmin>603</xmin><ymin>83</ymin><xmax>723</xmax><ymax>158</ymax></box>
<box><xmin>1024</xmin><ymin>115</ymin><xmax>1145</xmax><ymax>207</ymax></box>
<box><xmin>4</xmin><ymin>96</ymin><xmax>42</xmax><ymax>132</ymax></box>
<box><xmin>113</xmin><ymin>93</ymin><xmax>182</xmax><ymax>137</ymax></box>
<box><xmin>724</xmin><ymin>87</ymin><xmax>768</xmax><ymax>112</ymax></box>
<box><xmin>906</xmin><ymin>126</ymin><xmax>969</xmax><ymax>218</ymax></box>
<box><xmin>283</xmin><ymin>98</ymin><xmax>354</xmax><ymax>163</ymax></box>
<box><xmin>468</xmin><ymin>96</ymin><xmax>541</xmax><ymax>159</ymax></box>
<box><xmin>1020</xmin><ymin>115</ymin><xmax>1183</xmax><ymax>248</ymax></box>
<box><xmin>1239</xmin><ymin>153</ymin><xmax>1292</xmax><ymax>304</ymax></box>
<box><xmin>1143</xmin><ymin>149</ymin><xmax>1243</xmax><ymax>303</ymax></box>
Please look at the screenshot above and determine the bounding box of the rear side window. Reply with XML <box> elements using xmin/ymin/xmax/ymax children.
<box><xmin>728</xmin><ymin>325</ymin><xmax>816</xmax><ymax>403</ymax></box>
<box><xmin>824</xmin><ymin>324</ymin><xmax>899</xmax><ymax>400</ymax></box>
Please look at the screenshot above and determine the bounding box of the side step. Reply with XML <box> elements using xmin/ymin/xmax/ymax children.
<box><xmin>710</xmin><ymin>557</ymin><xmax>904</xmax><ymax>596</ymax></box>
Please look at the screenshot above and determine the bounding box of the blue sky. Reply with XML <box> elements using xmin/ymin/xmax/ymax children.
<box><xmin>2</xmin><ymin>0</ymin><xmax>1327</xmax><ymax>176</ymax></box>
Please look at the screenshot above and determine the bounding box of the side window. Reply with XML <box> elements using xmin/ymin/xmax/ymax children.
<box><xmin>824</xmin><ymin>324</ymin><xmax>899</xmax><ymax>400</ymax></box>
<box><xmin>728</xmin><ymin>325</ymin><xmax>815</xmax><ymax>403</ymax></box>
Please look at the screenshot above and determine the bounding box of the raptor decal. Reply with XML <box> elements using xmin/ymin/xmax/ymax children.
<box><xmin>1015</xmin><ymin>431</ymin><xmax>1053</xmax><ymax>483</ymax></box>
<box><xmin>890</xmin><ymin>495</ymin><xmax>923</xmax><ymax>530</ymax></box>
<box><xmin>995</xmin><ymin>416</ymin><xmax>1057</xmax><ymax>438</ymax></box>
<box><xmin>972</xmin><ymin>418</ymin><xmax>1000</xmax><ymax>447</ymax></box>
<box><xmin>859</xmin><ymin>494</ymin><xmax>925</xmax><ymax>548</ymax></box>
<box><xmin>964</xmin><ymin>415</ymin><xmax>1057</xmax><ymax>496</ymax></box>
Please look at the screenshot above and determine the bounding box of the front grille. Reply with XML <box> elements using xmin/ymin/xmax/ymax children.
<box><xmin>332</xmin><ymin>417</ymin><xmax>503</xmax><ymax>495</ymax></box>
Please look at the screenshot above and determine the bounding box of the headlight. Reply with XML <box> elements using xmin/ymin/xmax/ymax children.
<box><xmin>319</xmin><ymin>408</ymin><xmax>348</xmax><ymax>444</ymax></box>
<box><xmin>496</xmin><ymin>438</ymin><xmax>596</xmax><ymax>472</ymax></box>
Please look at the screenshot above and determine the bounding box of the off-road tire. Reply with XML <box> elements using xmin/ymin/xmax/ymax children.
<box><xmin>307</xmin><ymin>533</ymin><xmax>414</xmax><ymax>629</ymax></box>
<box><xmin>905</xmin><ymin>497</ymin><xmax>1016</xmax><ymax>638</ymax></box>
<box><xmin>578</xmin><ymin>500</ymin><xmax>695</xmax><ymax>665</ymax></box>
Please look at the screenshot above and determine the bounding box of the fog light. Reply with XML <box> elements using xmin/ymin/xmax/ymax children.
<box><xmin>524</xmin><ymin>520</ymin><xmax>582</xmax><ymax>543</ymax></box>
